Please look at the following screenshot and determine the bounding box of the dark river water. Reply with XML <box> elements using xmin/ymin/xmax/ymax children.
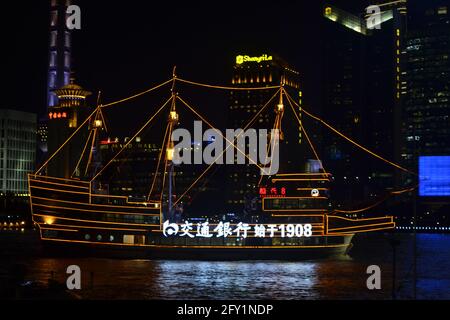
<box><xmin>1</xmin><ymin>232</ymin><xmax>449</xmax><ymax>300</ymax></box>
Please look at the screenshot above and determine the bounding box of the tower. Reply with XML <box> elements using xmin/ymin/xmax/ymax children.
<box><xmin>47</xmin><ymin>80</ymin><xmax>92</xmax><ymax>178</ymax></box>
<box><xmin>39</xmin><ymin>0</ymin><xmax>74</xmax><ymax>164</ymax></box>
<box><xmin>226</xmin><ymin>53</ymin><xmax>302</xmax><ymax>217</ymax></box>
<box><xmin>47</xmin><ymin>0</ymin><xmax>73</xmax><ymax>110</ymax></box>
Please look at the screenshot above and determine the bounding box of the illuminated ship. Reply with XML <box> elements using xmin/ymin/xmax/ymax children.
<box><xmin>28</xmin><ymin>73</ymin><xmax>400</xmax><ymax>260</ymax></box>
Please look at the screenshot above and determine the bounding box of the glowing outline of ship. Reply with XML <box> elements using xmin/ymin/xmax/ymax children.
<box><xmin>28</xmin><ymin>75</ymin><xmax>402</xmax><ymax>260</ymax></box>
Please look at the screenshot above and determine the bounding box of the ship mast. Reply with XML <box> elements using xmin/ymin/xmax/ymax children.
<box><xmin>258</xmin><ymin>77</ymin><xmax>285</xmax><ymax>185</ymax></box>
<box><xmin>165</xmin><ymin>67</ymin><xmax>179</xmax><ymax>222</ymax></box>
<box><xmin>71</xmin><ymin>92</ymin><xmax>106</xmax><ymax>180</ymax></box>
<box><xmin>86</xmin><ymin>92</ymin><xmax>107</xmax><ymax>178</ymax></box>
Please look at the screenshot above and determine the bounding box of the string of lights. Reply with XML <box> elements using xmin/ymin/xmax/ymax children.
<box><xmin>177</xmin><ymin>96</ymin><xmax>266</xmax><ymax>172</ymax></box>
<box><xmin>333</xmin><ymin>195</ymin><xmax>392</xmax><ymax>214</ymax></box>
<box><xmin>98</xmin><ymin>77</ymin><xmax>278</xmax><ymax>111</ymax></box>
<box><xmin>91</xmin><ymin>96</ymin><xmax>173</xmax><ymax>182</ymax></box>
<box><xmin>177</xmin><ymin>77</ymin><xmax>280</xmax><ymax>91</ymax></box>
<box><xmin>333</xmin><ymin>185</ymin><xmax>418</xmax><ymax>214</ymax></box>
<box><xmin>71</xmin><ymin>130</ymin><xmax>93</xmax><ymax>178</ymax></box>
<box><xmin>284</xmin><ymin>89</ymin><xmax>329</xmax><ymax>177</ymax></box>
<box><xmin>284</xmin><ymin>92</ymin><xmax>416</xmax><ymax>176</ymax></box>
<box><xmin>172</xmin><ymin>89</ymin><xmax>282</xmax><ymax>209</ymax></box>
<box><xmin>147</xmin><ymin>123</ymin><xmax>171</xmax><ymax>201</ymax></box>
<box><xmin>100</xmin><ymin>79</ymin><xmax>173</xmax><ymax>108</ymax></box>
<box><xmin>391</xmin><ymin>185</ymin><xmax>418</xmax><ymax>195</ymax></box>
<box><xmin>35</xmin><ymin>106</ymin><xmax>100</xmax><ymax>175</ymax></box>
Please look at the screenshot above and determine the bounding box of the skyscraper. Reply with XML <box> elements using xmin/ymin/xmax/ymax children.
<box><xmin>226</xmin><ymin>54</ymin><xmax>301</xmax><ymax>217</ymax></box>
<box><xmin>400</xmin><ymin>2</ymin><xmax>450</xmax><ymax>229</ymax></box>
<box><xmin>322</xmin><ymin>1</ymin><xmax>407</xmax><ymax>207</ymax></box>
<box><xmin>402</xmin><ymin>3</ymin><xmax>450</xmax><ymax>171</ymax></box>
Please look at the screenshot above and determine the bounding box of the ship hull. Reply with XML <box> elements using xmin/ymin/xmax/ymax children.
<box><xmin>41</xmin><ymin>235</ymin><xmax>353</xmax><ymax>260</ymax></box>
<box><xmin>28</xmin><ymin>174</ymin><xmax>392</xmax><ymax>261</ymax></box>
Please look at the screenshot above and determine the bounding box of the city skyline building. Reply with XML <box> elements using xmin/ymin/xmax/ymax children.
<box><xmin>402</xmin><ymin>3</ymin><xmax>450</xmax><ymax>171</ymax></box>
<box><xmin>226</xmin><ymin>53</ymin><xmax>304</xmax><ymax>217</ymax></box>
<box><xmin>401</xmin><ymin>2</ymin><xmax>450</xmax><ymax>229</ymax></box>
<box><xmin>47</xmin><ymin>80</ymin><xmax>92</xmax><ymax>178</ymax></box>
<box><xmin>38</xmin><ymin>0</ymin><xmax>74</xmax><ymax>165</ymax></box>
<box><xmin>0</xmin><ymin>109</ymin><xmax>37</xmax><ymax>197</ymax></box>
<box><xmin>47</xmin><ymin>0</ymin><xmax>73</xmax><ymax>110</ymax></box>
<box><xmin>322</xmin><ymin>1</ymin><xmax>408</xmax><ymax>208</ymax></box>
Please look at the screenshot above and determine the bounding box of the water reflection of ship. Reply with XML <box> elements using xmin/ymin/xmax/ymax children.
<box><xmin>28</xmin><ymin>72</ymin><xmax>406</xmax><ymax>260</ymax></box>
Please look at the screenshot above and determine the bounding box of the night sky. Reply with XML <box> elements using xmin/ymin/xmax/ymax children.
<box><xmin>4</xmin><ymin>0</ymin><xmax>331</xmax><ymax>118</ymax></box>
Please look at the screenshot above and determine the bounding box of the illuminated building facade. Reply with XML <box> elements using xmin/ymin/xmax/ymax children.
<box><xmin>400</xmin><ymin>2</ymin><xmax>450</xmax><ymax>230</ymax></box>
<box><xmin>402</xmin><ymin>3</ymin><xmax>450</xmax><ymax>171</ymax></box>
<box><xmin>322</xmin><ymin>1</ymin><xmax>407</xmax><ymax>207</ymax></box>
<box><xmin>226</xmin><ymin>54</ymin><xmax>302</xmax><ymax>217</ymax></box>
<box><xmin>0</xmin><ymin>109</ymin><xmax>36</xmax><ymax>196</ymax></box>
<box><xmin>47</xmin><ymin>81</ymin><xmax>92</xmax><ymax>178</ymax></box>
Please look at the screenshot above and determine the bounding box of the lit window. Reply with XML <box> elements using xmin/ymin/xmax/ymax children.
<box><xmin>64</xmin><ymin>52</ymin><xmax>71</xmax><ymax>68</ymax></box>
<box><xmin>49</xmin><ymin>71</ymin><xmax>57</xmax><ymax>88</ymax></box>
<box><xmin>64</xmin><ymin>72</ymin><xmax>70</xmax><ymax>85</ymax></box>
<box><xmin>50</xmin><ymin>51</ymin><xmax>57</xmax><ymax>67</ymax></box>
<box><xmin>64</xmin><ymin>32</ymin><xmax>71</xmax><ymax>48</ymax></box>
<box><xmin>50</xmin><ymin>31</ymin><xmax>57</xmax><ymax>47</ymax></box>
<box><xmin>50</xmin><ymin>11</ymin><xmax>58</xmax><ymax>27</ymax></box>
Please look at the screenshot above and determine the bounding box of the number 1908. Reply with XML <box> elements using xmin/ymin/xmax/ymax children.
<box><xmin>279</xmin><ymin>224</ymin><xmax>313</xmax><ymax>238</ymax></box>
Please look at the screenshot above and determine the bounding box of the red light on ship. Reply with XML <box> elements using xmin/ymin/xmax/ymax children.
<box><xmin>260</xmin><ymin>187</ymin><xmax>287</xmax><ymax>198</ymax></box>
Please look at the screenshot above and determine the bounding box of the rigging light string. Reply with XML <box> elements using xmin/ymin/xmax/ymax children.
<box><xmin>171</xmin><ymin>89</ymin><xmax>282</xmax><ymax>209</ymax></box>
<box><xmin>284</xmin><ymin>91</ymin><xmax>416</xmax><ymax>176</ymax></box>
<box><xmin>38</xmin><ymin>77</ymin><xmax>279</xmax><ymax>174</ymax></box>
<box><xmin>177</xmin><ymin>95</ymin><xmax>266</xmax><ymax>172</ymax></box>
<box><xmin>100</xmin><ymin>77</ymin><xmax>279</xmax><ymax>110</ymax></box>
<box><xmin>177</xmin><ymin>78</ymin><xmax>280</xmax><ymax>91</ymax></box>
<box><xmin>84</xmin><ymin>126</ymin><xmax>99</xmax><ymax>177</ymax></box>
<box><xmin>35</xmin><ymin>107</ymin><xmax>100</xmax><ymax>175</ymax></box>
<box><xmin>284</xmin><ymin>88</ymin><xmax>329</xmax><ymax>177</ymax></box>
<box><xmin>258</xmin><ymin>87</ymin><xmax>284</xmax><ymax>186</ymax></box>
<box><xmin>71</xmin><ymin>130</ymin><xmax>94</xmax><ymax>179</ymax></box>
<box><xmin>147</xmin><ymin>123</ymin><xmax>171</xmax><ymax>202</ymax></box>
<box><xmin>100</xmin><ymin>79</ymin><xmax>173</xmax><ymax>108</ymax></box>
<box><xmin>332</xmin><ymin>185</ymin><xmax>418</xmax><ymax>214</ymax></box>
<box><xmin>91</xmin><ymin>96</ymin><xmax>173</xmax><ymax>182</ymax></box>
<box><xmin>284</xmin><ymin>91</ymin><xmax>417</xmax><ymax>214</ymax></box>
